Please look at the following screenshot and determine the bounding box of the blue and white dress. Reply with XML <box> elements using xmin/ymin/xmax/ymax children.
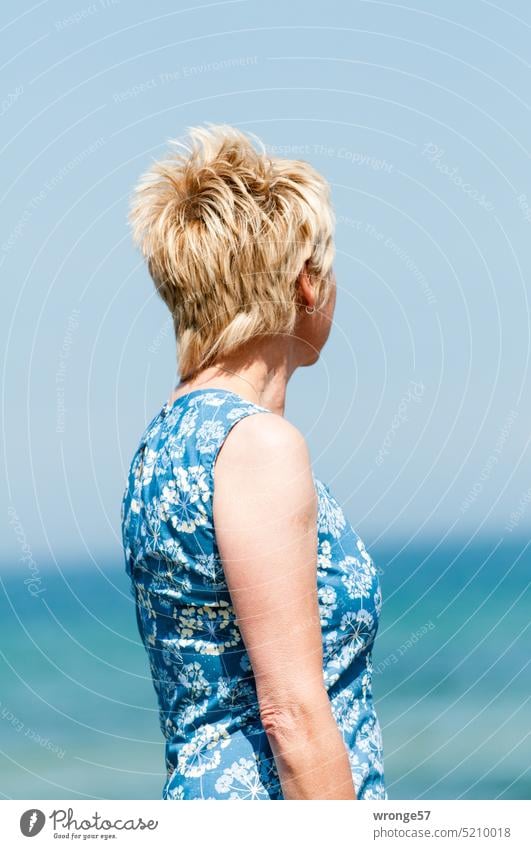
<box><xmin>121</xmin><ymin>388</ymin><xmax>387</xmax><ymax>800</ymax></box>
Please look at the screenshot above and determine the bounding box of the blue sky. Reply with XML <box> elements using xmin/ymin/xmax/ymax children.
<box><xmin>2</xmin><ymin>0</ymin><xmax>530</xmax><ymax>564</ymax></box>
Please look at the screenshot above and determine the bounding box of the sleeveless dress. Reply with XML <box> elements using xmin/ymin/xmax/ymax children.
<box><xmin>121</xmin><ymin>388</ymin><xmax>387</xmax><ymax>800</ymax></box>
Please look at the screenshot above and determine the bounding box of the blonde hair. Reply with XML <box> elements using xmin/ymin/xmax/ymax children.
<box><xmin>128</xmin><ymin>123</ymin><xmax>335</xmax><ymax>379</ymax></box>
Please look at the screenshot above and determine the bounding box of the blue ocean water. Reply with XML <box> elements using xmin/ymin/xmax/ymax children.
<box><xmin>0</xmin><ymin>536</ymin><xmax>529</xmax><ymax>800</ymax></box>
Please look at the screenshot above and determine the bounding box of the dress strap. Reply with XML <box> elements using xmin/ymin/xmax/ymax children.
<box><xmin>177</xmin><ymin>389</ymin><xmax>273</xmax><ymax>483</ymax></box>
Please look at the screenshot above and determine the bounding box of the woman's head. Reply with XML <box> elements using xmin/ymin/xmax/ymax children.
<box><xmin>129</xmin><ymin>123</ymin><xmax>336</xmax><ymax>379</ymax></box>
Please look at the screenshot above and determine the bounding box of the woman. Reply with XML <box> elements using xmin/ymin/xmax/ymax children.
<box><xmin>121</xmin><ymin>124</ymin><xmax>387</xmax><ymax>800</ymax></box>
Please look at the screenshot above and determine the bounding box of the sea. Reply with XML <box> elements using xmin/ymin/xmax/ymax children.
<box><xmin>1</xmin><ymin>535</ymin><xmax>529</xmax><ymax>800</ymax></box>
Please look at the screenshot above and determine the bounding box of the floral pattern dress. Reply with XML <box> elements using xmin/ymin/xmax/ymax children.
<box><xmin>121</xmin><ymin>388</ymin><xmax>387</xmax><ymax>800</ymax></box>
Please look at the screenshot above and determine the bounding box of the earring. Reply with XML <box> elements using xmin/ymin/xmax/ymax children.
<box><xmin>305</xmin><ymin>305</ymin><xmax>316</xmax><ymax>314</ymax></box>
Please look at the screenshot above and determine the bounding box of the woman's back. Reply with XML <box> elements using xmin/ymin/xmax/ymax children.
<box><xmin>121</xmin><ymin>388</ymin><xmax>387</xmax><ymax>799</ymax></box>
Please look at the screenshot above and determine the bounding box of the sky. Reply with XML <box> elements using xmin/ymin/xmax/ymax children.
<box><xmin>2</xmin><ymin>0</ymin><xmax>530</xmax><ymax>566</ymax></box>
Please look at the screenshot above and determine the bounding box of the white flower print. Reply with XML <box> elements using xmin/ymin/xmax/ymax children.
<box><xmin>204</xmin><ymin>396</ymin><xmax>227</xmax><ymax>409</ymax></box>
<box><xmin>152</xmin><ymin>572</ymin><xmax>192</xmax><ymax>602</ymax></box>
<box><xmin>360</xmin><ymin>656</ymin><xmax>373</xmax><ymax>705</ymax></box>
<box><xmin>356</xmin><ymin>537</ymin><xmax>373</xmax><ymax>568</ymax></box>
<box><xmin>216</xmin><ymin>676</ymin><xmax>258</xmax><ymax>716</ymax></box>
<box><xmin>214</xmin><ymin>753</ymin><xmax>280</xmax><ymax>799</ymax></box>
<box><xmin>317</xmin><ymin>538</ymin><xmax>333</xmax><ymax>576</ymax></box>
<box><xmin>139</xmin><ymin>448</ymin><xmax>158</xmax><ymax>486</ymax></box>
<box><xmin>331</xmin><ymin>688</ymin><xmax>361</xmax><ymax>733</ymax></box>
<box><xmin>177</xmin><ymin>601</ymin><xmax>241</xmax><ymax>655</ymax></box>
<box><xmin>196</xmin><ymin>418</ymin><xmax>227</xmax><ymax>455</ymax></box>
<box><xmin>315</xmin><ymin>479</ymin><xmax>346</xmax><ymax>538</ymax></box>
<box><xmin>136</xmin><ymin>585</ymin><xmax>157</xmax><ymax>646</ymax></box>
<box><xmin>177</xmin><ymin>723</ymin><xmax>231</xmax><ymax>778</ymax></box>
<box><xmin>178</xmin><ymin>662</ymin><xmax>212</xmax><ymax>698</ymax></box>
<box><xmin>239</xmin><ymin>652</ymin><xmax>252</xmax><ymax>673</ymax></box>
<box><xmin>144</xmin><ymin>417</ymin><xmax>162</xmax><ymax>444</ymax></box>
<box><xmin>318</xmin><ymin>585</ymin><xmax>337</xmax><ymax>625</ymax></box>
<box><xmin>339</xmin><ymin>555</ymin><xmax>375</xmax><ymax>600</ymax></box>
<box><xmin>356</xmin><ymin>717</ymin><xmax>385</xmax><ymax>775</ymax></box>
<box><xmin>177</xmin><ymin>407</ymin><xmax>198</xmax><ymax>439</ymax></box>
<box><xmin>176</xmin><ymin>463</ymin><xmax>210</xmax><ymax>497</ymax></box>
<box><xmin>226</xmin><ymin>406</ymin><xmax>253</xmax><ymax>420</ymax></box>
<box><xmin>348</xmin><ymin>750</ymin><xmax>370</xmax><ymax>796</ymax></box>
<box><xmin>337</xmin><ymin>609</ymin><xmax>376</xmax><ymax>665</ymax></box>
<box><xmin>160</xmin><ymin>640</ymin><xmax>184</xmax><ymax>671</ymax></box>
<box><xmin>155</xmin><ymin>447</ymin><xmax>172</xmax><ymax>477</ymax></box>
<box><xmin>322</xmin><ymin>629</ymin><xmax>339</xmax><ymax>664</ymax></box>
<box><xmin>363</xmin><ymin>783</ymin><xmax>387</xmax><ymax>800</ymax></box>
<box><xmin>152</xmin><ymin>665</ymin><xmax>177</xmax><ymax>708</ymax></box>
<box><xmin>157</xmin><ymin>464</ymin><xmax>210</xmax><ymax>533</ymax></box>
<box><xmin>142</xmin><ymin>503</ymin><xmax>163</xmax><ymax>552</ymax></box>
<box><xmin>166</xmin><ymin>783</ymin><xmax>185</xmax><ymax>799</ymax></box>
<box><xmin>194</xmin><ymin>553</ymin><xmax>226</xmax><ymax>588</ymax></box>
<box><xmin>171</xmin><ymin>696</ymin><xmax>208</xmax><ymax>734</ymax></box>
<box><xmin>161</xmin><ymin>548</ymin><xmax>189</xmax><ymax>578</ymax></box>
<box><xmin>166</xmin><ymin>436</ymin><xmax>186</xmax><ymax>465</ymax></box>
<box><xmin>322</xmin><ymin>630</ymin><xmax>342</xmax><ymax>688</ymax></box>
<box><xmin>323</xmin><ymin>667</ymin><xmax>340</xmax><ymax>688</ymax></box>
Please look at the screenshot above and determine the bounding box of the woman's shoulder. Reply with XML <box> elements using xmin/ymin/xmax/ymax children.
<box><xmin>212</xmin><ymin>403</ymin><xmax>317</xmax><ymax>540</ymax></box>
<box><xmin>215</xmin><ymin>398</ymin><xmax>311</xmax><ymax>471</ymax></box>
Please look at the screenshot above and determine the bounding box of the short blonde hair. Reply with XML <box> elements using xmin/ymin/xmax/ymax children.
<box><xmin>128</xmin><ymin>123</ymin><xmax>335</xmax><ymax>379</ymax></box>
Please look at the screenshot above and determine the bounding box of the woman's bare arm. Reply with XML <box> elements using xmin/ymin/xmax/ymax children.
<box><xmin>213</xmin><ymin>411</ymin><xmax>356</xmax><ymax>800</ymax></box>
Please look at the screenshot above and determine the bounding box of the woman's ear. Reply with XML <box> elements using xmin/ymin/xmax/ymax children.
<box><xmin>295</xmin><ymin>261</ymin><xmax>315</xmax><ymax>310</ymax></box>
